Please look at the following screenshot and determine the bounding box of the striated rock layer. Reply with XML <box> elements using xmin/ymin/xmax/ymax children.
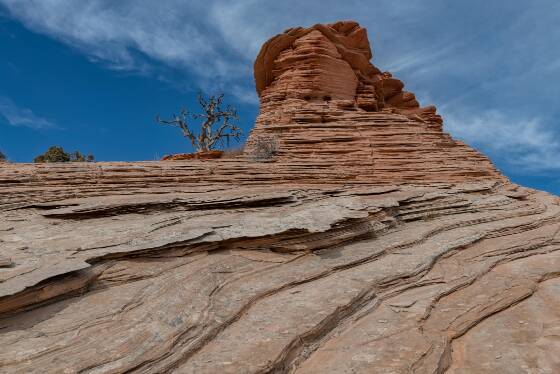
<box><xmin>1</xmin><ymin>21</ymin><xmax>559</xmax><ymax>374</ymax></box>
<box><xmin>245</xmin><ymin>21</ymin><xmax>503</xmax><ymax>183</ymax></box>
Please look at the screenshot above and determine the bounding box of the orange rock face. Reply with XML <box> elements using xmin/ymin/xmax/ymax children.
<box><xmin>161</xmin><ymin>150</ymin><xmax>224</xmax><ymax>161</ymax></box>
<box><xmin>246</xmin><ymin>21</ymin><xmax>504</xmax><ymax>183</ymax></box>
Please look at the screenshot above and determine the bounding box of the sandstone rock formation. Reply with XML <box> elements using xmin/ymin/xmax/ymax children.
<box><xmin>246</xmin><ymin>21</ymin><xmax>503</xmax><ymax>183</ymax></box>
<box><xmin>1</xmin><ymin>21</ymin><xmax>559</xmax><ymax>374</ymax></box>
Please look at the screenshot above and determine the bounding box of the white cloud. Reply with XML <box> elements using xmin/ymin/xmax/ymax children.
<box><xmin>0</xmin><ymin>96</ymin><xmax>56</xmax><ymax>129</ymax></box>
<box><xmin>0</xmin><ymin>0</ymin><xmax>248</xmax><ymax>84</ymax></box>
<box><xmin>443</xmin><ymin>109</ymin><xmax>560</xmax><ymax>172</ymax></box>
<box><xmin>229</xmin><ymin>85</ymin><xmax>259</xmax><ymax>105</ymax></box>
<box><xmin>383</xmin><ymin>38</ymin><xmax>461</xmax><ymax>75</ymax></box>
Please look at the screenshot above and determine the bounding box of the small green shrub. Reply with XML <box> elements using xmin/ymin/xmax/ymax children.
<box><xmin>34</xmin><ymin>146</ymin><xmax>94</xmax><ymax>163</ymax></box>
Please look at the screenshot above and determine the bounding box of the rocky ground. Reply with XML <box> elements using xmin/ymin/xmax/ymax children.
<box><xmin>1</xmin><ymin>163</ymin><xmax>559</xmax><ymax>373</ymax></box>
<box><xmin>1</xmin><ymin>20</ymin><xmax>558</xmax><ymax>373</ymax></box>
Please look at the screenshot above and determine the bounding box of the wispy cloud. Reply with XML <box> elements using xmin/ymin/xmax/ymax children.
<box><xmin>443</xmin><ymin>109</ymin><xmax>560</xmax><ymax>172</ymax></box>
<box><xmin>0</xmin><ymin>0</ymin><xmax>250</xmax><ymax>92</ymax></box>
<box><xmin>0</xmin><ymin>96</ymin><xmax>56</xmax><ymax>129</ymax></box>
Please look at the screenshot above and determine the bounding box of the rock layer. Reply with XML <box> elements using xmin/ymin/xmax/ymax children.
<box><xmin>1</xmin><ymin>168</ymin><xmax>559</xmax><ymax>374</ymax></box>
<box><xmin>1</xmin><ymin>20</ymin><xmax>559</xmax><ymax>374</ymax></box>
<box><xmin>245</xmin><ymin>21</ymin><xmax>503</xmax><ymax>183</ymax></box>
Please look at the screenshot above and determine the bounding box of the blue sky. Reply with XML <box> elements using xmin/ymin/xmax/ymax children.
<box><xmin>0</xmin><ymin>1</ymin><xmax>559</xmax><ymax>193</ymax></box>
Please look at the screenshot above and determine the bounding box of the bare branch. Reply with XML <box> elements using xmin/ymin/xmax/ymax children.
<box><xmin>155</xmin><ymin>92</ymin><xmax>243</xmax><ymax>153</ymax></box>
<box><xmin>156</xmin><ymin>113</ymin><xmax>198</xmax><ymax>149</ymax></box>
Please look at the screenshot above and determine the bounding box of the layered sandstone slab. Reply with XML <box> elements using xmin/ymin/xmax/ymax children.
<box><xmin>1</xmin><ymin>163</ymin><xmax>559</xmax><ymax>373</ymax></box>
<box><xmin>1</xmin><ymin>20</ymin><xmax>558</xmax><ymax>374</ymax></box>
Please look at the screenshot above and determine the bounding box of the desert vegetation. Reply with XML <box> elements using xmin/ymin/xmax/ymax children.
<box><xmin>156</xmin><ymin>93</ymin><xmax>242</xmax><ymax>153</ymax></box>
<box><xmin>249</xmin><ymin>135</ymin><xmax>279</xmax><ymax>161</ymax></box>
<box><xmin>0</xmin><ymin>150</ymin><xmax>6</xmax><ymax>162</ymax></box>
<box><xmin>33</xmin><ymin>146</ymin><xmax>94</xmax><ymax>163</ymax></box>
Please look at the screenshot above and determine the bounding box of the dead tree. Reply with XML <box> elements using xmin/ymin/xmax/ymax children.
<box><xmin>156</xmin><ymin>93</ymin><xmax>242</xmax><ymax>152</ymax></box>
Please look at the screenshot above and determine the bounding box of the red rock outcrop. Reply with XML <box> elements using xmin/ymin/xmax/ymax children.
<box><xmin>162</xmin><ymin>150</ymin><xmax>224</xmax><ymax>161</ymax></box>
<box><xmin>246</xmin><ymin>21</ymin><xmax>503</xmax><ymax>183</ymax></box>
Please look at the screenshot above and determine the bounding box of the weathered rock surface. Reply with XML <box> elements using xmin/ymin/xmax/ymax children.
<box><xmin>245</xmin><ymin>21</ymin><xmax>503</xmax><ymax>183</ymax></box>
<box><xmin>161</xmin><ymin>151</ymin><xmax>224</xmax><ymax>161</ymax></box>
<box><xmin>1</xmin><ymin>21</ymin><xmax>559</xmax><ymax>374</ymax></box>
